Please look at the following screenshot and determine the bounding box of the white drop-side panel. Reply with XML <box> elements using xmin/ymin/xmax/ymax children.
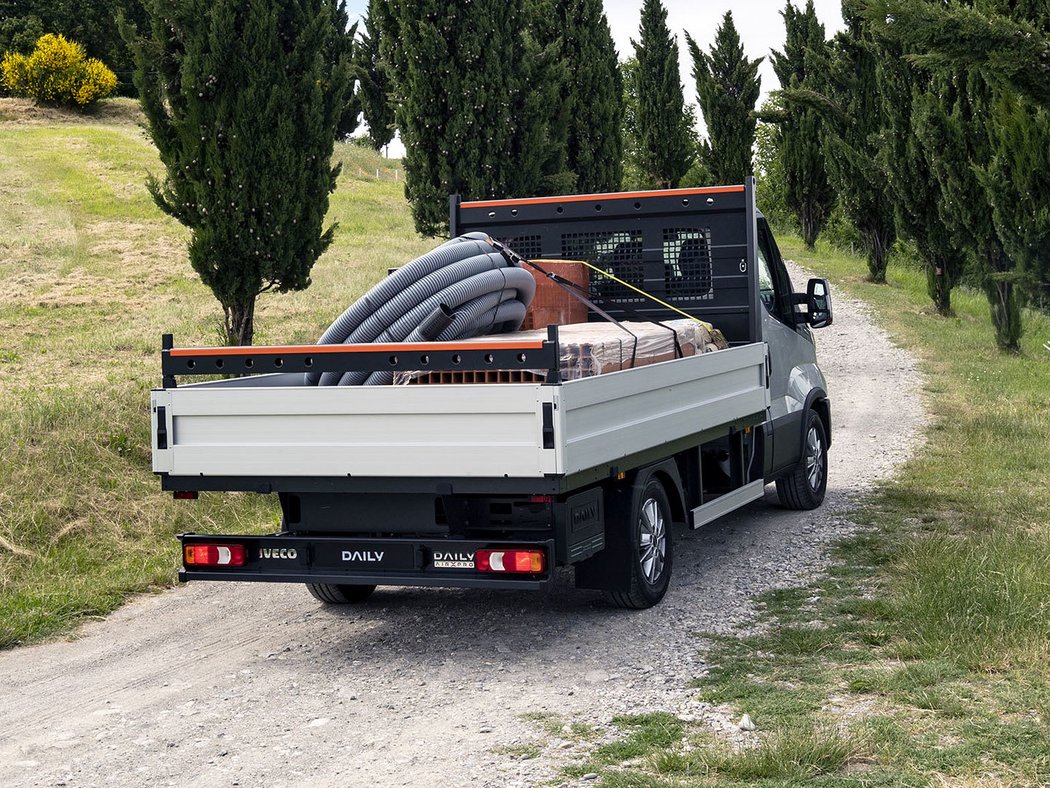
<box><xmin>162</xmin><ymin>384</ymin><xmax>558</xmax><ymax>478</ymax></box>
<box><xmin>557</xmin><ymin>344</ymin><xmax>769</xmax><ymax>476</ymax></box>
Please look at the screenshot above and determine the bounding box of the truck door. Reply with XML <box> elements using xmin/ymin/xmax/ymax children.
<box><xmin>756</xmin><ymin>220</ymin><xmax>820</xmax><ymax>476</ymax></box>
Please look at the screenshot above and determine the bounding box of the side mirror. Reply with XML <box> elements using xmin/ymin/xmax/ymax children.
<box><xmin>805</xmin><ymin>278</ymin><xmax>833</xmax><ymax>328</ymax></box>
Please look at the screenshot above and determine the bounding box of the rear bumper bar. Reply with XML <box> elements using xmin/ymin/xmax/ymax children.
<box><xmin>178</xmin><ymin>533</ymin><xmax>554</xmax><ymax>591</ymax></box>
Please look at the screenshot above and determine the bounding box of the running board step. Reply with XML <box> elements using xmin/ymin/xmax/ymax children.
<box><xmin>690</xmin><ymin>480</ymin><xmax>765</xmax><ymax>529</ymax></box>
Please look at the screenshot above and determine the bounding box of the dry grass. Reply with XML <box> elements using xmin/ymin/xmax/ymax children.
<box><xmin>0</xmin><ymin>97</ymin><xmax>144</xmax><ymax>126</ymax></box>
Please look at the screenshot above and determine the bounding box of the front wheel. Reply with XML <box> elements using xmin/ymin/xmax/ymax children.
<box><xmin>775</xmin><ymin>409</ymin><xmax>828</xmax><ymax>510</ymax></box>
<box><xmin>306</xmin><ymin>583</ymin><xmax>377</xmax><ymax>605</ymax></box>
<box><xmin>606</xmin><ymin>479</ymin><xmax>674</xmax><ymax>609</ymax></box>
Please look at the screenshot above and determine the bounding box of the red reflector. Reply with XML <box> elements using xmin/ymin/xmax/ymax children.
<box><xmin>476</xmin><ymin>549</ymin><xmax>544</xmax><ymax>574</ymax></box>
<box><xmin>173</xmin><ymin>491</ymin><xmax>199</xmax><ymax>500</ymax></box>
<box><xmin>183</xmin><ymin>543</ymin><xmax>245</xmax><ymax>567</ymax></box>
<box><xmin>528</xmin><ymin>495</ymin><xmax>553</xmax><ymax>504</ymax></box>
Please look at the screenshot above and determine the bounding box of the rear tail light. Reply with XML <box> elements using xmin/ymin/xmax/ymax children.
<box><xmin>173</xmin><ymin>491</ymin><xmax>199</xmax><ymax>500</ymax></box>
<box><xmin>476</xmin><ymin>548</ymin><xmax>545</xmax><ymax>574</ymax></box>
<box><xmin>184</xmin><ymin>544</ymin><xmax>246</xmax><ymax>567</ymax></box>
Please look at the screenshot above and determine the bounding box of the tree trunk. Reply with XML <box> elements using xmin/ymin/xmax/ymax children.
<box><xmin>862</xmin><ymin>226</ymin><xmax>891</xmax><ymax>283</ymax></box>
<box><xmin>985</xmin><ymin>276</ymin><xmax>1022</xmax><ymax>353</ymax></box>
<box><xmin>223</xmin><ymin>297</ymin><xmax>256</xmax><ymax>346</ymax></box>
<box><xmin>977</xmin><ymin>244</ymin><xmax>1022</xmax><ymax>353</ymax></box>
<box><xmin>801</xmin><ymin>205</ymin><xmax>818</xmax><ymax>250</ymax></box>
<box><xmin>927</xmin><ymin>258</ymin><xmax>953</xmax><ymax>317</ymax></box>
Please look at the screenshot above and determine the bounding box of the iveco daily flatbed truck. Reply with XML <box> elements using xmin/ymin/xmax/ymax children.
<box><xmin>152</xmin><ymin>179</ymin><xmax>833</xmax><ymax>608</ymax></box>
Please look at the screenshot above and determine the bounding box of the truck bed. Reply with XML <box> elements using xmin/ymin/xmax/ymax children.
<box><xmin>151</xmin><ymin>343</ymin><xmax>768</xmax><ymax>483</ymax></box>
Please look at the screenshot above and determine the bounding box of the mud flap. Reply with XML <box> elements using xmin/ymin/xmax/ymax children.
<box><xmin>573</xmin><ymin>478</ymin><xmax>633</xmax><ymax>592</ymax></box>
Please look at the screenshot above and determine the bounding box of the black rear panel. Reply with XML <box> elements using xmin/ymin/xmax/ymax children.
<box><xmin>179</xmin><ymin>533</ymin><xmax>555</xmax><ymax>590</ymax></box>
<box><xmin>452</xmin><ymin>182</ymin><xmax>761</xmax><ymax>345</ymax></box>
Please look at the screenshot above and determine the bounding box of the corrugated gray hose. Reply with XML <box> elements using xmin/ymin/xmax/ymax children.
<box><xmin>307</xmin><ymin>233</ymin><xmax>536</xmax><ymax>386</ymax></box>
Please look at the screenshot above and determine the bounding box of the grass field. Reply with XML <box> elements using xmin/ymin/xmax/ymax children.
<box><xmin>0</xmin><ymin>98</ymin><xmax>431</xmax><ymax>647</ymax></box>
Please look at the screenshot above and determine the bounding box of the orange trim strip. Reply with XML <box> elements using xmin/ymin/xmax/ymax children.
<box><xmin>461</xmin><ymin>185</ymin><xmax>745</xmax><ymax>209</ymax></box>
<box><xmin>170</xmin><ymin>340</ymin><xmax>547</xmax><ymax>357</ymax></box>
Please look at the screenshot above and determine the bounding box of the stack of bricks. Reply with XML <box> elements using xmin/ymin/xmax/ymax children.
<box><xmin>408</xmin><ymin>369</ymin><xmax>548</xmax><ymax>385</ymax></box>
<box><xmin>402</xmin><ymin>319</ymin><xmax>727</xmax><ymax>386</ymax></box>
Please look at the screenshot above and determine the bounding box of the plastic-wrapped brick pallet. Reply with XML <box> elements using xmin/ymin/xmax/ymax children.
<box><xmin>395</xmin><ymin>319</ymin><xmax>729</xmax><ymax>385</ymax></box>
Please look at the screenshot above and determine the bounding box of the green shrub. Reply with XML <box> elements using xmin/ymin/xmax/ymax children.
<box><xmin>1</xmin><ymin>33</ymin><xmax>116</xmax><ymax>109</ymax></box>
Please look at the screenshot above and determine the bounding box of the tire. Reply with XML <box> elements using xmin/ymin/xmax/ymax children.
<box><xmin>305</xmin><ymin>583</ymin><xmax>377</xmax><ymax>604</ymax></box>
<box><xmin>776</xmin><ymin>408</ymin><xmax>828</xmax><ymax>510</ymax></box>
<box><xmin>606</xmin><ymin>478</ymin><xmax>674</xmax><ymax>609</ymax></box>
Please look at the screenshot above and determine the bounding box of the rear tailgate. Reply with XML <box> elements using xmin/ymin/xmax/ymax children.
<box><xmin>152</xmin><ymin>382</ymin><xmax>559</xmax><ymax>478</ymax></box>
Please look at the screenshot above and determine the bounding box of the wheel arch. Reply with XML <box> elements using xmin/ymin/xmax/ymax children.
<box><xmin>636</xmin><ymin>459</ymin><xmax>687</xmax><ymax>526</ymax></box>
<box><xmin>803</xmin><ymin>388</ymin><xmax>831</xmax><ymax>450</ymax></box>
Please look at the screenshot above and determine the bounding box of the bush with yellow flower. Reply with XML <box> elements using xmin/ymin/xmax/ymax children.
<box><xmin>1</xmin><ymin>33</ymin><xmax>117</xmax><ymax>109</ymax></box>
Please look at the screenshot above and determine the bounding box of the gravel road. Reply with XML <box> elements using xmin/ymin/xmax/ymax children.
<box><xmin>0</xmin><ymin>268</ymin><xmax>925</xmax><ymax>788</ymax></box>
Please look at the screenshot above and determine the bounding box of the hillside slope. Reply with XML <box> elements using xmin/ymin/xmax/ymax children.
<box><xmin>0</xmin><ymin>99</ymin><xmax>433</xmax><ymax>646</ymax></box>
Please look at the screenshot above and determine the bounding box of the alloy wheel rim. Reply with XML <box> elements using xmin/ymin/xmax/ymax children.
<box><xmin>805</xmin><ymin>426</ymin><xmax>824</xmax><ymax>490</ymax></box>
<box><xmin>638</xmin><ymin>497</ymin><xmax>666</xmax><ymax>584</ymax></box>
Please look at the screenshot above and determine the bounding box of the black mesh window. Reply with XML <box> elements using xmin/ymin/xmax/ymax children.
<box><xmin>562</xmin><ymin>231</ymin><xmax>644</xmax><ymax>304</ymax></box>
<box><xmin>496</xmin><ymin>234</ymin><xmax>543</xmax><ymax>260</ymax></box>
<box><xmin>663</xmin><ymin>227</ymin><xmax>713</xmax><ymax>300</ymax></box>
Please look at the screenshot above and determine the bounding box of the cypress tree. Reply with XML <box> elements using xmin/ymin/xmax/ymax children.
<box><xmin>123</xmin><ymin>0</ymin><xmax>351</xmax><ymax>346</ymax></box>
<box><xmin>519</xmin><ymin>0</ymin><xmax>577</xmax><ymax>196</ymax></box>
<box><xmin>870</xmin><ymin>0</ymin><xmax>1046</xmax><ymax>348</ymax></box>
<box><xmin>377</xmin><ymin>2</ymin><xmax>574</xmax><ymax>233</ymax></box>
<box><xmin>335</xmin><ymin>13</ymin><xmax>361</xmax><ymax>138</ymax></box>
<box><xmin>552</xmin><ymin>0</ymin><xmax>623</xmax><ymax>193</ymax></box>
<box><xmin>984</xmin><ymin>96</ymin><xmax>1050</xmax><ymax>317</ymax></box>
<box><xmin>356</xmin><ymin>0</ymin><xmax>395</xmax><ymax>151</ymax></box>
<box><xmin>767</xmin><ymin>1</ymin><xmax>835</xmax><ymax>249</ymax></box>
<box><xmin>621</xmin><ymin>55</ymin><xmax>700</xmax><ymax>190</ymax></box>
<box><xmin>376</xmin><ymin>1</ymin><xmax>521</xmax><ymax>235</ymax></box>
<box><xmin>864</xmin><ymin>0</ymin><xmax>1050</xmax><ymax>105</ymax></box>
<box><xmin>480</xmin><ymin>13</ymin><xmax>578</xmax><ymax>200</ymax></box>
<box><xmin>831</xmin><ymin>4</ymin><xmax>895</xmax><ymax>283</ymax></box>
<box><xmin>619</xmin><ymin>57</ymin><xmax>644</xmax><ymax>189</ymax></box>
<box><xmin>685</xmin><ymin>11</ymin><xmax>763</xmax><ymax>185</ymax></box>
<box><xmin>972</xmin><ymin>2</ymin><xmax>1049</xmax><ymax>337</ymax></box>
<box><xmin>632</xmin><ymin>0</ymin><xmax>692</xmax><ymax>188</ymax></box>
<box><xmin>786</xmin><ymin>4</ymin><xmax>896</xmax><ymax>282</ymax></box>
<box><xmin>874</xmin><ymin>17</ymin><xmax>964</xmax><ymax>315</ymax></box>
<box><xmin>753</xmin><ymin>96</ymin><xmax>792</xmax><ymax>228</ymax></box>
<box><xmin>918</xmin><ymin>73</ymin><xmax>1020</xmax><ymax>350</ymax></box>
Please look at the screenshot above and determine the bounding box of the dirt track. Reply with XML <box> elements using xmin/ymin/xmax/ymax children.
<box><xmin>0</xmin><ymin>270</ymin><xmax>924</xmax><ymax>787</ymax></box>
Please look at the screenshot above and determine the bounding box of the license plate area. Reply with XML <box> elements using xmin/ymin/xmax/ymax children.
<box><xmin>312</xmin><ymin>541</ymin><xmax>420</xmax><ymax>571</ymax></box>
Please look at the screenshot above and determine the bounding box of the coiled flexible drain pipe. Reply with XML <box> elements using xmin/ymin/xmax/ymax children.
<box><xmin>307</xmin><ymin>233</ymin><xmax>535</xmax><ymax>386</ymax></box>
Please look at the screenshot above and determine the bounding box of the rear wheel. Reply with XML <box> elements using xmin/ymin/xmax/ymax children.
<box><xmin>305</xmin><ymin>583</ymin><xmax>377</xmax><ymax>604</ymax></box>
<box><xmin>606</xmin><ymin>478</ymin><xmax>674</xmax><ymax>609</ymax></box>
<box><xmin>775</xmin><ymin>409</ymin><xmax>828</xmax><ymax>510</ymax></box>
